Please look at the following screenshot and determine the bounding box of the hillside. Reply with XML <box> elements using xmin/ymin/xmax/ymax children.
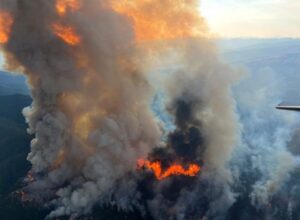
<box><xmin>0</xmin><ymin>71</ymin><xmax>29</xmax><ymax>96</ymax></box>
<box><xmin>219</xmin><ymin>38</ymin><xmax>300</xmax><ymax>103</ymax></box>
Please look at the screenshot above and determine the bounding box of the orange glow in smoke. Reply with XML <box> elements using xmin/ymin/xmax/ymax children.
<box><xmin>52</xmin><ymin>23</ymin><xmax>81</xmax><ymax>46</ymax></box>
<box><xmin>0</xmin><ymin>11</ymin><xmax>13</xmax><ymax>44</ymax></box>
<box><xmin>138</xmin><ymin>159</ymin><xmax>201</xmax><ymax>180</ymax></box>
<box><xmin>111</xmin><ymin>0</ymin><xmax>205</xmax><ymax>42</ymax></box>
<box><xmin>56</xmin><ymin>0</ymin><xmax>81</xmax><ymax>16</ymax></box>
<box><xmin>25</xmin><ymin>171</ymin><xmax>35</xmax><ymax>183</ymax></box>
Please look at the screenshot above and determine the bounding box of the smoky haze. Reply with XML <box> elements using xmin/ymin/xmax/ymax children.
<box><xmin>4</xmin><ymin>1</ymin><xmax>300</xmax><ymax>220</ymax></box>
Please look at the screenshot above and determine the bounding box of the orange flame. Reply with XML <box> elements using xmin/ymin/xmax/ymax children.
<box><xmin>111</xmin><ymin>0</ymin><xmax>206</xmax><ymax>42</ymax></box>
<box><xmin>138</xmin><ymin>159</ymin><xmax>200</xmax><ymax>180</ymax></box>
<box><xmin>52</xmin><ymin>23</ymin><xmax>81</xmax><ymax>46</ymax></box>
<box><xmin>0</xmin><ymin>11</ymin><xmax>14</xmax><ymax>44</ymax></box>
<box><xmin>56</xmin><ymin>0</ymin><xmax>81</xmax><ymax>16</ymax></box>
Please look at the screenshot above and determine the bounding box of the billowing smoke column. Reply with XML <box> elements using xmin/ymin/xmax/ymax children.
<box><xmin>0</xmin><ymin>0</ymin><xmax>240</xmax><ymax>219</ymax></box>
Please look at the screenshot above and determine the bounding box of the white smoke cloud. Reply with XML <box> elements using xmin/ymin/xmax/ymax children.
<box><xmin>232</xmin><ymin>64</ymin><xmax>300</xmax><ymax>210</ymax></box>
<box><xmin>251</xmin><ymin>151</ymin><xmax>296</xmax><ymax>206</ymax></box>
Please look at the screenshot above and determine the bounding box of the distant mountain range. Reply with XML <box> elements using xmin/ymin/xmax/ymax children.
<box><xmin>218</xmin><ymin>38</ymin><xmax>300</xmax><ymax>103</ymax></box>
<box><xmin>218</xmin><ymin>38</ymin><xmax>300</xmax><ymax>64</ymax></box>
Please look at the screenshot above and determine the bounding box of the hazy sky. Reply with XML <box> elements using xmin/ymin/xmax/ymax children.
<box><xmin>1</xmin><ymin>1</ymin><xmax>298</xmax><ymax>71</ymax></box>
<box><xmin>201</xmin><ymin>0</ymin><xmax>300</xmax><ymax>38</ymax></box>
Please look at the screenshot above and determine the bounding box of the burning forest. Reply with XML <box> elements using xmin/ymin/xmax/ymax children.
<box><xmin>0</xmin><ymin>0</ymin><xmax>240</xmax><ymax>219</ymax></box>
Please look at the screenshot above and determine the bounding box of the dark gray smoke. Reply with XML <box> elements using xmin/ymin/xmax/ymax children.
<box><xmin>0</xmin><ymin>0</ymin><xmax>241</xmax><ymax>219</ymax></box>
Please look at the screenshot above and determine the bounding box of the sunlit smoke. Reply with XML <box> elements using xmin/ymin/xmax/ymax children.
<box><xmin>0</xmin><ymin>0</ymin><xmax>240</xmax><ymax>219</ymax></box>
<box><xmin>52</xmin><ymin>23</ymin><xmax>81</xmax><ymax>46</ymax></box>
<box><xmin>56</xmin><ymin>0</ymin><xmax>81</xmax><ymax>16</ymax></box>
<box><xmin>111</xmin><ymin>0</ymin><xmax>208</xmax><ymax>42</ymax></box>
<box><xmin>0</xmin><ymin>11</ymin><xmax>13</xmax><ymax>44</ymax></box>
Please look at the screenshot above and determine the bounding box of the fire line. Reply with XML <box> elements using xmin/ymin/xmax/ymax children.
<box><xmin>137</xmin><ymin>159</ymin><xmax>201</xmax><ymax>180</ymax></box>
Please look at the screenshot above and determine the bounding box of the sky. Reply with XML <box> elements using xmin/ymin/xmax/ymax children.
<box><xmin>201</xmin><ymin>0</ymin><xmax>300</xmax><ymax>38</ymax></box>
<box><xmin>0</xmin><ymin>0</ymin><xmax>299</xmax><ymax>70</ymax></box>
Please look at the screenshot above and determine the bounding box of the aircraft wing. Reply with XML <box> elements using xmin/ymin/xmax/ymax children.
<box><xmin>276</xmin><ymin>104</ymin><xmax>300</xmax><ymax>111</ymax></box>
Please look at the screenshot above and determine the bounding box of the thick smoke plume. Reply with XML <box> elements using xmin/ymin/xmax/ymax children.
<box><xmin>0</xmin><ymin>0</ymin><xmax>240</xmax><ymax>219</ymax></box>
